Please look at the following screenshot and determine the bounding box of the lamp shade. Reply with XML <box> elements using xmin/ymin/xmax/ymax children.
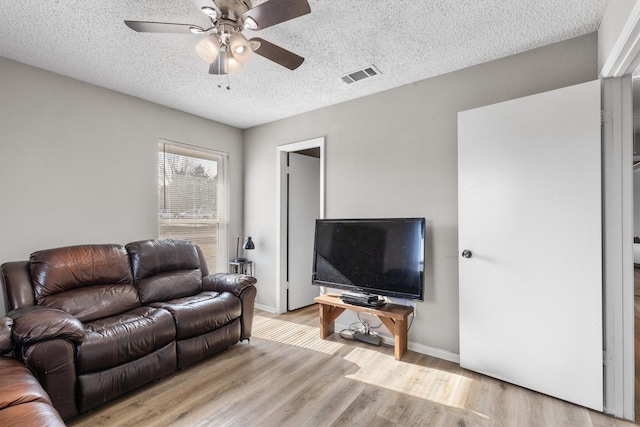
<box><xmin>195</xmin><ymin>34</ymin><xmax>221</xmax><ymax>63</ymax></box>
<box><xmin>243</xmin><ymin>236</ymin><xmax>255</xmax><ymax>250</ymax></box>
<box><xmin>225</xmin><ymin>50</ymin><xmax>243</xmax><ymax>73</ymax></box>
<box><xmin>229</xmin><ymin>32</ymin><xmax>253</xmax><ymax>64</ymax></box>
<box><xmin>234</xmin><ymin>234</ymin><xmax>255</xmax><ymax>262</ymax></box>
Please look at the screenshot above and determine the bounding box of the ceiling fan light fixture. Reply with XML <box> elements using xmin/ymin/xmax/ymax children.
<box><xmin>243</xmin><ymin>16</ymin><xmax>258</xmax><ymax>30</ymax></box>
<box><xmin>226</xmin><ymin>51</ymin><xmax>244</xmax><ymax>73</ymax></box>
<box><xmin>195</xmin><ymin>34</ymin><xmax>221</xmax><ymax>63</ymax></box>
<box><xmin>210</xmin><ymin>50</ymin><xmax>244</xmax><ymax>75</ymax></box>
<box><xmin>229</xmin><ymin>32</ymin><xmax>253</xmax><ymax>64</ymax></box>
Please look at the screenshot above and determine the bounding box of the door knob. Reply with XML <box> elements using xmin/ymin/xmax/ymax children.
<box><xmin>461</xmin><ymin>250</ymin><xmax>472</xmax><ymax>259</ymax></box>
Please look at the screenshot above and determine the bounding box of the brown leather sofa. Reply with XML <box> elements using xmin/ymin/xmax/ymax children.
<box><xmin>0</xmin><ymin>239</ymin><xmax>257</xmax><ymax>421</ymax></box>
<box><xmin>0</xmin><ymin>316</ymin><xmax>66</xmax><ymax>426</ymax></box>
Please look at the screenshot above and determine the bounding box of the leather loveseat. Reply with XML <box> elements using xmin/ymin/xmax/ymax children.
<box><xmin>0</xmin><ymin>238</ymin><xmax>257</xmax><ymax>421</ymax></box>
<box><xmin>0</xmin><ymin>316</ymin><xmax>65</xmax><ymax>426</ymax></box>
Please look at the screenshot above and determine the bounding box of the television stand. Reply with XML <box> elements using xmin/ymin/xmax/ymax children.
<box><xmin>314</xmin><ymin>293</ymin><xmax>414</xmax><ymax>360</ymax></box>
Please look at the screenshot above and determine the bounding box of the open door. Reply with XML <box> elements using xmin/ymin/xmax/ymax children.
<box><xmin>458</xmin><ymin>80</ymin><xmax>603</xmax><ymax>410</ymax></box>
<box><xmin>276</xmin><ymin>137</ymin><xmax>325</xmax><ymax>314</ymax></box>
<box><xmin>287</xmin><ymin>152</ymin><xmax>321</xmax><ymax>310</ymax></box>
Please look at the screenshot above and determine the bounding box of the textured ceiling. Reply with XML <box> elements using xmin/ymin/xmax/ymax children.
<box><xmin>0</xmin><ymin>1</ymin><xmax>607</xmax><ymax>129</ymax></box>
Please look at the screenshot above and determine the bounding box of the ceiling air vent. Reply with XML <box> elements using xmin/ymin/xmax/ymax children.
<box><xmin>341</xmin><ymin>65</ymin><xmax>381</xmax><ymax>84</ymax></box>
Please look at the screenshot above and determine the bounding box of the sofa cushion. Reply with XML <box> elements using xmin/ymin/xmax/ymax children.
<box><xmin>134</xmin><ymin>270</ymin><xmax>203</xmax><ymax>305</ymax></box>
<box><xmin>126</xmin><ymin>239</ymin><xmax>201</xmax><ymax>281</ymax></box>
<box><xmin>176</xmin><ymin>320</ymin><xmax>241</xmax><ymax>369</ymax></box>
<box><xmin>30</xmin><ymin>244</ymin><xmax>138</xmax><ymax>322</ymax></box>
<box><xmin>77</xmin><ymin>342</ymin><xmax>176</xmax><ymax>414</ymax></box>
<box><xmin>150</xmin><ymin>291</ymin><xmax>241</xmax><ymax>340</ymax></box>
<box><xmin>39</xmin><ymin>284</ymin><xmax>140</xmax><ymax>323</ymax></box>
<box><xmin>0</xmin><ymin>357</ymin><xmax>53</xmax><ymax>410</ymax></box>
<box><xmin>126</xmin><ymin>239</ymin><xmax>203</xmax><ymax>304</ymax></box>
<box><xmin>0</xmin><ymin>401</ymin><xmax>65</xmax><ymax>427</ymax></box>
<box><xmin>31</xmin><ymin>244</ymin><xmax>132</xmax><ymax>298</ymax></box>
<box><xmin>0</xmin><ymin>357</ymin><xmax>65</xmax><ymax>424</ymax></box>
<box><xmin>77</xmin><ymin>307</ymin><xmax>176</xmax><ymax>374</ymax></box>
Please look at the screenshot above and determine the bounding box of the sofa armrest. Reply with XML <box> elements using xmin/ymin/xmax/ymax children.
<box><xmin>0</xmin><ymin>317</ymin><xmax>13</xmax><ymax>354</ymax></box>
<box><xmin>202</xmin><ymin>273</ymin><xmax>257</xmax><ymax>297</ymax></box>
<box><xmin>203</xmin><ymin>273</ymin><xmax>257</xmax><ymax>341</ymax></box>
<box><xmin>8</xmin><ymin>306</ymin><xmax>83</xmax><ymax>346</ymax></box>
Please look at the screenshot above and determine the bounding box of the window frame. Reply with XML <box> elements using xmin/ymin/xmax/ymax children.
<box><xmin>157</xmin><ymin>139</ymin><xmax>229</xmax><ymax>273</ymax></box>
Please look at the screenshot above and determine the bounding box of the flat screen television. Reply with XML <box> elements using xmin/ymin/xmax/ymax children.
<box><xmin>312</xmin><ymin>218</ymin><xmax>425</xmax><ymax>301</ymax></box>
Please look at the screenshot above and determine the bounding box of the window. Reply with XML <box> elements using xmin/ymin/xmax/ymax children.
<box><xmin>158</xmin><ymin>141</ymin><xmax>228</xmax><ymax>273</ymax></box>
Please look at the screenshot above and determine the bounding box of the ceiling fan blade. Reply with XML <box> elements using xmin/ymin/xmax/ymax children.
<box><xmin>250</xmin><ymin>38</ymin><xmax>304</xmax><ymax>70</ymax></box>
<box><xmin>124</xmin><ymin>20</ymin><xmax>205</xmax><ymax>34</ymax></box>
<box><xmin>242</xmin><ymin>0</ymin><xmax>310</xmax><ymax>30</ymax></box>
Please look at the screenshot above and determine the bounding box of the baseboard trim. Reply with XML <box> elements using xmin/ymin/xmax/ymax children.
<box><xmin>335</xmin><ymin>321</ymin><xmax>460</xmax><ymax>364</ymax></box>
<box><xmin>255</xmin><ymin>303</ymin><xmax>277</xmax><ymax>313</ymax></box>
<box><xmin>255</xmin><ymin>309</ymin><xmax>460</xmax><ymax>365</ymax></box>
<box><xmin>408</xmin><ymin>342</ymin><xmax>460</xmax><ymax>364</ymax></box>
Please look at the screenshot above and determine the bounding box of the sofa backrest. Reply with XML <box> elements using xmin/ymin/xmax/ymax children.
<box><xmin>126</xmin><ymin>239</ymin><xmax>203</xmax><ymax>304</ymax></box>
<box><xmin>30</xmin><ymin>244</ymin><xmax>139</xmax><ymax>322</ymax></box>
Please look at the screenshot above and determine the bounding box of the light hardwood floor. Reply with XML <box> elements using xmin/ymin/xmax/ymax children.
<box><xmin>68</xmin><ymin>305</ymin><xmax>637</xmax><ymax>427</ymax></box>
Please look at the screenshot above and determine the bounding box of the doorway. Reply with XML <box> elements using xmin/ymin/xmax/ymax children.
<box><xmin>276</xmin><ymin>137</ymin><xmax>325</xmax><ymax>314</ymax></box>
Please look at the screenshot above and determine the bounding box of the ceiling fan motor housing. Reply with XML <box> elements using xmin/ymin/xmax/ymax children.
<box><xmin>210</xmin><ymin>0</ymin><xmax>253</xmax><ymax>23</ymax></box>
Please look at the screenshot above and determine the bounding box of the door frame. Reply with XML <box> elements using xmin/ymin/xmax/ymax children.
<box><xmin>275</xmin><ymin>137</ymin><xmax>325</xmax><ymax>314</ymax></box>
<box><xmin>602</xmin><ymin>76</ymin><xmax>634</xmax><ymax>419</ymax></box>
<box><xmin>600</xmin><ymin>2</ymin><xmax>640</xmax><ymax>419</ymax></box>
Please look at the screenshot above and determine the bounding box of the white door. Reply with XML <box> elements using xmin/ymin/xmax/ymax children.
<box><xmin>288</xmin><ymin>152</ymin><xmax>321</xmax><ymax>310</ymax></box>
<box><xmin>458</xmin><ymin>80</ymin><xmax>603</xmax><ymax>411</ymax></box>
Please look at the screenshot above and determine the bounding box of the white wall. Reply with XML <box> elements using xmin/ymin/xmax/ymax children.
<box><xmin>243</xmin><ymin>33</ymin><xmax>598</xmax><ymax>357</ymax></box>
<box><xmin>0</xmin><ymin>57</ymin><xmax>244</xmax><ymax>314</ymax></box>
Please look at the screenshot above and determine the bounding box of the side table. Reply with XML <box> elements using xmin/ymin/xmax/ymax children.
<box><xmin>229</xmin><ymin>260</ymin><xmax>253</xmax><ymax>276</ymax></box>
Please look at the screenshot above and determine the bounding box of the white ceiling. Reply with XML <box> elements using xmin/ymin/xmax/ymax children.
<box><xmin>0</xmin><ymin>1</ymin><xmax>607</xmax><ymax>129</ymax></box>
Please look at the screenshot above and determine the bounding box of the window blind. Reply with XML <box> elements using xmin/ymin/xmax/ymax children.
<box><xmin>158</xmin><ymin>141</ymin><xmax>229</xmax><ymax>273</ymax></box>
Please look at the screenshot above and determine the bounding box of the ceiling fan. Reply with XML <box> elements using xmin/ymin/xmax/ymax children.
<box><xmin>124</xmin><ymin>0</ymin><xmax>311</xmax><ymax>75</ymax></box>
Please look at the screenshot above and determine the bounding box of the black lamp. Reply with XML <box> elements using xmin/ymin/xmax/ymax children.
<box><xmin>233</xmin><ymin>234</ymin><xmax>255</xmax><ymax>262</ymax></box>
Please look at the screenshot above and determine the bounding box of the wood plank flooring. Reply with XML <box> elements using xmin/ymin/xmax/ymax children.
<box><xmin>67</xmin><ymin>306</ymin><xmax>637</xmax><ymax>427</ymax></box>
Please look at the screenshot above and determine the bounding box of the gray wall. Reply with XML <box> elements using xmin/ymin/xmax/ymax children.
<box><xmin>243</xmin><ymin>33</ymin><xmax>598</xmax><ymax>357</ymax></box>
<box><xmin>0</xmin><ymin>57</ymin><xmax>244</xmax><ymax>314</ymax></box>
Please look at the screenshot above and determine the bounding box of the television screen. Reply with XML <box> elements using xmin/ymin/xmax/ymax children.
<box><xmin>312</xmin><ymin>218</ymin><xmax>425</xmax><ymax>300</ymax></box>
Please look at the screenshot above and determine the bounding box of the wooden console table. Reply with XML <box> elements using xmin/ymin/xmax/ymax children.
<box><xmin>314</xmin><ymin>293</ymin><xmax>414</xmax><ymax>360</ymax></box>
